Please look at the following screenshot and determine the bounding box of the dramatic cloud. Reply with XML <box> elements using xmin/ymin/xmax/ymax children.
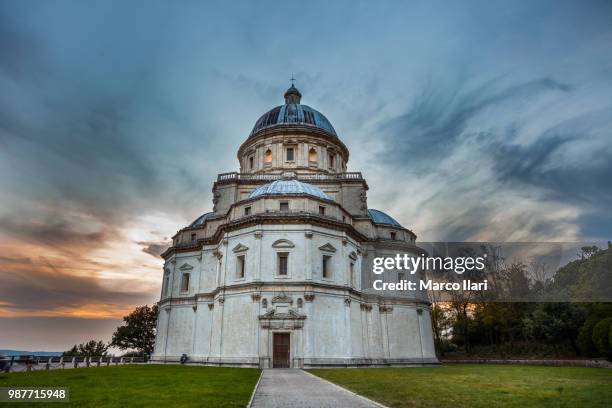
<box><xmin>366</xmin><ymin>74</ymin><xmax>612</xmax><ymax>241</ymax></box>
<box><xmin>138</xmin><ymin>240</ymin><xmax>172</xmax><ymax>258</ymax></box>
<box><xmin>0</xmin><ymin>0</ymin><xmax>611</xmax><ymax>350</ymax></box>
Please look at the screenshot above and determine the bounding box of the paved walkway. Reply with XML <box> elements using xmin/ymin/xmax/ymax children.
<box><xmin>249</xmin><ymin>369</ymin><xmax>382</xmax><ymax>408</ymax></box>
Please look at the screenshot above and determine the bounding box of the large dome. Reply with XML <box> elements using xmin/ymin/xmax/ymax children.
<box><xmin>249</xmin><ymin>85</ymin><xmax>337</xmax><ymax>138</ymax></box>
<box><xmin>249</xmin><ymin>179</ymin><xmax>330</xmax><ymax>200</ymax></box>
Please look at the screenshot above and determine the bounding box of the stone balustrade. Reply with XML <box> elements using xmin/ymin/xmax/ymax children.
<box><xmin>216</xmin><ymin>171</ymin><xmax>364</xmax><ymax>183</ymax></box>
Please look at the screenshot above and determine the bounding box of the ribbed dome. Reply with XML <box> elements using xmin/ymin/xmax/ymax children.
<box><xmin>249</xmin><ymin>179</ymin><xmax>330</xmax><ymax>200</ymax></box>
<box><xmin>249</xmin><ymin>85</ymin><xmax>337</xmax><ymax>138</ymax></box>
<box><xmin>368</xmin><ymin>209</ymin><xmax>402</xmax><ymax>227</ymax></box>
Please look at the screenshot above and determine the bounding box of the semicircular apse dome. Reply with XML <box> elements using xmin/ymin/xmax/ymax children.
<box><xmin>368</xmin><ymin>208</ymin><xmax>403</xmax><ymax>227</ymax></box>
<box><xmin>249</xmin><ymin>179</ymin><xmax>330</xmax><ymax>200</ymax></box>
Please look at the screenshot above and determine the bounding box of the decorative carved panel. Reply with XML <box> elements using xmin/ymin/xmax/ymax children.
<box><xmin>271</xmin><ymin>292</ymin><xmax>293</xmax><ymax>304</ymax></box>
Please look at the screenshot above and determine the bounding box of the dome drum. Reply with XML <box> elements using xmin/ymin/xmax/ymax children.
<box><xmin>238</xmin><ymin>84</ymin><xmax>348</xmax><ymax>175</ymax></box>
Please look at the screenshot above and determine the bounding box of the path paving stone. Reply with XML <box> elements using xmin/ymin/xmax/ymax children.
<box><xmin>249</xmin><ymin>369</ymin><xmax>381</xmax><ymax>408</ymax></box>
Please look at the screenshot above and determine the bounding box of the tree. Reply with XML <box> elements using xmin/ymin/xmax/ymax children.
<box><xmin>111</xmin><ymin>304</ymin><xmax>158</xmax><ymax>356</ymax></box>
<box><xmin>523</xmin><ymin>303</ymin><xmax>586</xmax><ymax>354</ymax></box>
<box><xmin>592</xmin><ymin>317</ymin><xmax>612</xmax><ymax>360</ymax></box>
<box><xmin>578</xmin><ymin>246</ymin><xmax>599</xmax><ymax>259</ymax></box>
<box><xmin>429</xmin><ymin>302</ymin><xmax>452</xmax><ymax>355</ymax></box>
<box><xmin>63</xmin><ymin>340</ymin><xmax>109</xmax><ymax>357</ymax></box>
<box><xmin>577</xmin><ymin>304</ymin><xmax>612</xmax><ymax>357</ymax></box>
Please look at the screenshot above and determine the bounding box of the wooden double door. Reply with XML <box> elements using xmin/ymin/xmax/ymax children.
<box><xmin>272</xmin><ymin>333</ymin><xmax>290</xmax><ymax>368</ymax></box>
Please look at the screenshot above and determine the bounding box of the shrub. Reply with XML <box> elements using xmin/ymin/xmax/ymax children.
<box><xmin>592</xmin><ymin>317</ymin><xmax>612</xmax><ymax>360</ymax></box>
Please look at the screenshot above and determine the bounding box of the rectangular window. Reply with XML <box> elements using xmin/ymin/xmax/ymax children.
<box><xmin>278</xmin><ymin>253</ymin><xmax>288</xmax><ymax>276</ymax></box>
<box><xmin>280</xmin><ymin>201</ymin><xmax>289</xmax><ymax>212</ymax></box>
<box><xmin>244</xmin><ymin>206</ymin><xmax>251</xmax><ymax>216</ymax></box>
<box><xmin>180</xmin><ymin>273</ymin><xmax>190</xmax><ymax>293</ymax></box>
<box><xmin>319</xmin><ymin>206</ymin><xmax>326</xmax><ymax>215</ymax></box>
<box><xmin>286</xmin><ymin>147</ymin><xmax>294</xmax><ymax>161</ymax></box>
<box><xmin>237</xmin><ymin>255</ymin><xmax>245</xmax><ymax>279</ymax></box>
<box><xmin>398</xmin><ymin>272</ymin><xmax>405</xmax><ymax>283</ymax></box>
<box><xmin>191</xmin><ymin>233</ymin><xmax>197</xmax><ymax>242</ymax></box>
<box><xmin>390</xmin><ymin>231</ymin><xmax>397</xmax><ymax>240</ymax></box>
<box><xmin>249</xmin><ymin>156</ymin><xmax>254</xmax><ymax>169</ymax></box>
<box><xmin>322</xmin><ymin>255</ymin><xmax>332</xmax><ymax>279</ymax></box>
<box><xmin>350</xmin><ymin>263</ymin><xmax>355</xmax><ymax>287</ymax></box>
<box><xmin>328</xmin><ymin>153</ymin><xmax>335</xmax><ymax>168</ymax></box>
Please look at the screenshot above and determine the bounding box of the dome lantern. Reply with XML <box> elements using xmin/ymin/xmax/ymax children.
<box><xmin>284</xmin><ymin>84</ymin><xmax>302</xmax><ymax>104</ymax></box>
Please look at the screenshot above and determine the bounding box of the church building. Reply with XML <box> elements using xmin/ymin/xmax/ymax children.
<box><xmin>152</xmin><ymin>84</ymin><xmax>437</xmax><ymax>367</ymax></box>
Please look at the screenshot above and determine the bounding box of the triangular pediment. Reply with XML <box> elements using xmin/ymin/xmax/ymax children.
<box><xmin>179</xmin><ymin>263</ymin><xmax>194</xmax><ymax>271</ymax></box>
<box><xmin>318</xmin><ymin>243</ymin><xmax>337</xmax><ymax>253</ymax></box>
<box><xmin>232</xmin><ymin>243</ymin><xmax>249</xmax><ymax>253</ymax></box>
<box><xmin>272</xmin><ymin>239</ymin><xmax>295</xmax><ymax>249</ymax></box>
<box><xmin>259</xmin><ymin>308</ymin><xmax>305</xmax><ymax>320</ymax></box>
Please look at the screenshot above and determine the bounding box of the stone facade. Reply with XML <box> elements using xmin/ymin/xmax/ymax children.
<box><xmin>151</xmin><ymin>85</ymin><xmax>438</xmax><ymax>367</ymax></box>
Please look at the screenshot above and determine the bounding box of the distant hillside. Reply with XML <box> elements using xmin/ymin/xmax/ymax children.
<box><xmin>551</xmin><ymin>244</ymin><xmax>612</xmax><ymax>301</ymax></box>
<box><xmin>0</xmin><ymin>350</ymin><xmax>62</xmax><ymax>357</ymax></box>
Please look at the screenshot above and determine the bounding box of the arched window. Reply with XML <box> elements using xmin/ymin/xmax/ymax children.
<box><xmin>328</xmin><ymin>151</ymin><xmax>335</xmax><ymax>169</ymax></box>
<box><xmin>309</xmin><ymin>148</ymin><xmax>317</xmax><ymax>162</ymax></box>
<box><xmin>264</xmin><ymin>149</ymin><xmax>272</xmax><ymax>164</ymax></box>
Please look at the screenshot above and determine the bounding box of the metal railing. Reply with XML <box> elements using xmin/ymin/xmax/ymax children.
<box><xmin>0</xmin><ymin>356</ymin><xmax>146</xmax><ymax>373</ymax></box>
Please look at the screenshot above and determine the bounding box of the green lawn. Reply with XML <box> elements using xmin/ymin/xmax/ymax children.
<box><xmin>0</xmin><ymin>365</ymin><xmax>260</xmax><ymax>408</ymax></box>
<box><xmin>309</xmin><ymin>364</ymin><xmax>612</xmax><ymax>408</ymax></box>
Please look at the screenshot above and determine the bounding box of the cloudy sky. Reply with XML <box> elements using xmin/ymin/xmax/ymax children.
<box><xmin>1</xmin><ymin>0</ymin><xmax>611</xmax><ymax>351</ymax></box>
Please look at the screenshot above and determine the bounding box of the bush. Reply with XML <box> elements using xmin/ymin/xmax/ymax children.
<box><xmin>592</xmin><ymin>317</ymin><xmax>612</xmax><ymax>360</ymax></box>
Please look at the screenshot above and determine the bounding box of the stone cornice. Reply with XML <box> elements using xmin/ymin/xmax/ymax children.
<box><xmin>364</xmin><ymin>239</ymin><xmax>425</xmax><ymax>254</ymax></box>
<box><xmin>162</xmin><ymin>212</ymin><xmax>369</xmax><ymax>259</ymax></box>
<box><xmin>157</xmin><ymin>280</ymin><xmax>431</xmax><ymax>309</ymax></box>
